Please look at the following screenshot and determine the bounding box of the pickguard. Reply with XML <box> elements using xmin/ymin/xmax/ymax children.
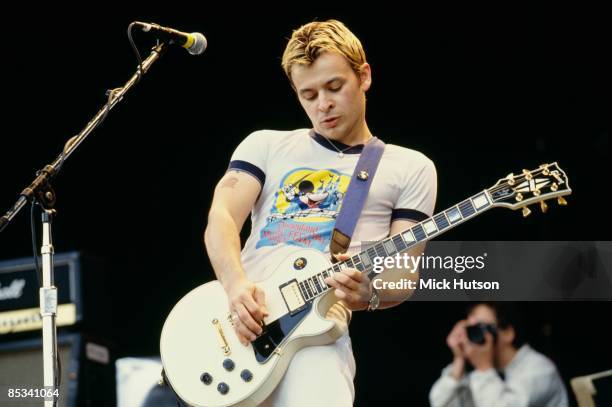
<box><xmin>252</xmin><ymin>302</ymin><xmax>312</xmax><ymax>363</ymax></box>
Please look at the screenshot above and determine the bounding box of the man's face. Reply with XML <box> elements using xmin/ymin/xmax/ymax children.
<box><xmin>290</xmin><ymin>52</ymin><xmax>371</xmax><ymax>142</ymax></box>
<box><xmin>467</xmin><ymin>304</ymin><xmax>514</xmax><ymax>357</ymax></box>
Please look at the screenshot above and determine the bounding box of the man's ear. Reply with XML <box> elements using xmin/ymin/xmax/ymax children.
<box><xmin>359</xmin><ymin>63</ymin><xmax>372</xmax><ymax>91</ymax></box>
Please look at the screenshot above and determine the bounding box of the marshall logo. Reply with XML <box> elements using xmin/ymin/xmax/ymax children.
<box><xmin>0</xmin><ymin>279</ymin><xmax>26</xmax><ymax>301</ymax></box>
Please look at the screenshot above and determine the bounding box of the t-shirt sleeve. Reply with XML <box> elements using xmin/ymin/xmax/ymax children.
<box><xmin>391</xmin><ymin>156</ymin><xmax>437</xmax><ymax>222</ymax></box>
<box><xmin>226</xmin><ymin>130</ymin><xmax>269</xmax><ymax>186</ymax></box>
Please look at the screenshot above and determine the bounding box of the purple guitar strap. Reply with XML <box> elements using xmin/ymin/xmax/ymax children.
<box><xmin>330</xmin><ymin>136</ymin><xmax>386</xmax><ymax>260</ymax></box>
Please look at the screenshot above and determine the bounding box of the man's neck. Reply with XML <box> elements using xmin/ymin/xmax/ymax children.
<box><xmin>497</xmin><ymin>346</ymin><xmax>518</xmax><ymax>370</ymax></box>
<box><xmin>334</xmin><ymin>121</ymin><xmax>372</xmax><ymax>146</ymax></box>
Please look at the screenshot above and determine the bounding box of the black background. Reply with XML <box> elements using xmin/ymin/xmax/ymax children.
<box><xmin>0</xmin><ymin>4</ymin><xmax>610</xmax><ymax>406</ymax></box>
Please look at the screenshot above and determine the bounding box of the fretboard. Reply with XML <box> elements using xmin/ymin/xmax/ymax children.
<box><xmin>296</xmin><ymin>190</ymin><xmax>493</xmax><ymax>302</ymax></box>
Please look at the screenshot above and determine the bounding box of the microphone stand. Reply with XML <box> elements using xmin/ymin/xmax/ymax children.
<box><xmin>0</xmin><ymin>41</ymin><xmax>168</xmax><ymax>406</ymax></box>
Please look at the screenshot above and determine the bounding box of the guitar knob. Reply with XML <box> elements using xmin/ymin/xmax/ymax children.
<box><xmin>217</xmin><ymin>382</ymin><xmax>230</xmax><ymax>395</ymax></box>
<box><xmin>223</xmin><ymin>358</ymin><xmax>235</xmax><ymax>371</ymax></box>
<box><xmin>200</xmin><ymin>372</ymin><xmax>213</xmax><ymax>385</ymax></box>
<box><xmin>241</xmin><ymin>369</ymin><xmax>253</xmax><ymax>382</ymax></box>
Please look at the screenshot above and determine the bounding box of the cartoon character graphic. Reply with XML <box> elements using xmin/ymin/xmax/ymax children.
<box><xmin>257</xmin><ymin>168</ymin><xmax>351</xmax><ymax>251</ymax></box>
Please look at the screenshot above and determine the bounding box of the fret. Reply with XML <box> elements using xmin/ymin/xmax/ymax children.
<box><xmin>401</xmin><ymin>229</ymin><xmax>416</xmax><ymax>245</ymax></box>
<box><xmin>374</xmin><ymin>243</ymin><xmax>387</xmax><ymax>258</ymax></box>
<box><xmin>345</xmin><ymin>258</ymin><xmax>355</xmax><ymax>269</ymax></box>
<box><xmin>360</xmin><ymin>251</ymin><xmax>372</xmax><ymax>269</ymax></box>
<box><xmin>298</xmin><ymin>281</ymin><xmax>309</xmax><ymax>299</ymax></box>
<box><xmin>383</xmin><ymin>239</ymin><xmax>397</xmax><ymax>255</ymax></box>
<box><xmin>366</xmin><ymin>247</ymin><xmax>377</xmax><ymax>264</ymax></box>
<box><xmin>301</xmin><ymin>281</ymin><xmax>312</xmax><ymax>299</ymax></box>
<box><xmin>422</xmin><ymin>219</ymin><xmax>438</xmax><ymax>236</ymax></box>
<box><xmin>411</xmin><ymin>224</ymin><xmax>427</xmax><ymax>241</ymax></box>
<box><xmin>459</xmin><ymin>199</ymin><xmax>476</xmax><ymax>218</ymax></box>
<box><xmin>392</xmin><ymin>234</ymin><xmax>407</xmax><ymax>252</ymax></box>
<box><xmin>306</xmin><ymin>280</ymin><xmax>315</xmax><ymax>297</ymax></box>
<box><xmin>434</xmin><ymin>213</ymin><xmax>450</xmax><ymax>231</ymax></box>
<box><xmin>308</xmin><ymin>279</ymin><xmax>318</xmax><ymax>295</ymax></box>
<box><xmin>351</xmin><ymin>254</ymin><xmax>363</xmax><ymax>271</ymax></box>
<box><xmin>446</xmin><ymin>206</ymin><xmax>462</xmax><ymax>224</ymax></box>
<box><xmin>318</xmin><ymin>274</ymin><xmax>329</xmax><ymax>289</ymax></box>
<box><xmin>314</xmin><ymin>278</ymin><xmax>323</xmax><ymax>294</ymax></box>
<box><xmin>312</xmin><ymin>276</ymin><xmax>322</xmax><ymax>293</ymax></box>
<box><xmin>472</xmin><ymin>192</ymin><xmax>490</xmax><ymax>211</ymax></box>
<box><xmin>333</xmin><ymin>264</ymin><xmax>341</xmax><ymax>273</ymax></box>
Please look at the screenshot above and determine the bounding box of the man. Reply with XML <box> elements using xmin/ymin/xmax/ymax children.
<box><xmin>430</xmin><ymin>303</ymin><xmax>569</xmax><ymax>407</ymax></box>
<box><xmin>204</xmin><ymin>20</ymin><xmax>437</xmax><ymax>406</ymax></box>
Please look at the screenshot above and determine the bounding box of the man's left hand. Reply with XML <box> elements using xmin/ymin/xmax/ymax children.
<box><xmin>324</xmin><ymin>253</ymin><xmax>372</xmax><ymax>311</ymax></box>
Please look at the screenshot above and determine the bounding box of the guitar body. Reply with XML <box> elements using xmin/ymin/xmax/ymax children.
<box><xmin>160</xmin><ymin>247</ymin><xmax>345</xmax><ymax>407</ymax></box>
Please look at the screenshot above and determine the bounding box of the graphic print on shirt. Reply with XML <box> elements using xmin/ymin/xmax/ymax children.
<box><xmin>256</xmin><ymin>168</ymin><xmax>351</xmax><ymax>251</ymax></box>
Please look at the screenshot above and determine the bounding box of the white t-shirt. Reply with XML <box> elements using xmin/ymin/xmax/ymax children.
<box><xmin>227</xmin><ymin>128</ymin><xmax>437</xmax><ymax>282</ymax></box>
<box><xmin>430</xmin><ymin>345</ymin><xmax>569</xmax><ymax>407</ymax></box>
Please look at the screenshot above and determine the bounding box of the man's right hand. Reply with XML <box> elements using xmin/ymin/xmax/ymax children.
<box><xmin>226</xmin><ymin>278</ymin><xmax>269</xmax><ymax>346</ymax></box>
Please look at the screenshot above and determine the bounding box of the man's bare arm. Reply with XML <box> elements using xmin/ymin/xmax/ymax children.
<box><xmin>204</xmin><ymin>171</ymin><xmax>267</xmax><ymax>345</ymax></box>
<box><xmin>374</xmin><ymin>219</ymin><xmax>425</xmax><ymax>308</ymax></box>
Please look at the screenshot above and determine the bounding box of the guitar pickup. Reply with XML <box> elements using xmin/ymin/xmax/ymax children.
<box><xmin>279</xmin><ymin>280</ymin><xmax>306</xmax><ymax>314</ymax></box>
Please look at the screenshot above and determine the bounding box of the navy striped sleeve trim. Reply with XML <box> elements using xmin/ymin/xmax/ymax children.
<box><xmin>391</xmin><ymin>208</ymin><xmax>429</xmax><ymax>222</ymax></box>
<box><xmin>227</xmin><ymin>160</ymin><xmax>265</xmax><ymax>186</ymax></box>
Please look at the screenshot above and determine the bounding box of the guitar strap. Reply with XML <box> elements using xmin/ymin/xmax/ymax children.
<box><xmin>329</xmin><ymin>136</ymin><xmax>386</xmax><ymax>261</ymax></box>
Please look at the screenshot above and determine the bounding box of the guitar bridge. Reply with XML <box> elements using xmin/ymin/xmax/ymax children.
<box><xmin>212</xmin><ymin>318</ymin><xmax>231</xmax><ymax>356</ymax></box>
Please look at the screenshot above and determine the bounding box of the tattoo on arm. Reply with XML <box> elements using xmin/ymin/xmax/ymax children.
<box><xmin>220</xmin><ymin>176</ymin><xmax>239</xmax><ymax>189</ymax></box>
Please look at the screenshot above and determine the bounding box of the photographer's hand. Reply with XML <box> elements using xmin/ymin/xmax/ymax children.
<box><xmin>447</xmin><ymin>320</ymin><xmax>467</xmax><ymax>358</ymax></box>
<box><xmin>447</xmin><ymin>320</ymin><xmax>467</xmax><ymax>379</ymax></box>
<box><xmin>464</xmin><ymin>331</ymin><xmax>495</xmax><ymax>371</ymax></box>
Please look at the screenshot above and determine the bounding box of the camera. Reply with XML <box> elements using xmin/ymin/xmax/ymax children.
<box><xmin>466</xmin><ymin>323</ymin><xmax>498</xmax><ymax>344</ymax></box>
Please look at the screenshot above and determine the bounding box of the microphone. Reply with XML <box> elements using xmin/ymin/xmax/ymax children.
<box><xmin>134</xmin><ymin>22</ymin><xmax>207</xmax><ymax>55</ymax></box>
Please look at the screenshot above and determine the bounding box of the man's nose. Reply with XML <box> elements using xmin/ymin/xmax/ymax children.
<box><xmin>318</xmin><ymin>94</ymin><xmax>334</xmax><ymax>112</ymax></box>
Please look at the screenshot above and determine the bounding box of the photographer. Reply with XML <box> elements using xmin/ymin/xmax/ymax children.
<box><xmin>429</xmin><ymin>303</ymin><xmax>568</xmax><ymax>407</ymax></box>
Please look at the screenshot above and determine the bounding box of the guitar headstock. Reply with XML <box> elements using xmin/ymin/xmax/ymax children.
<box><xmin>488</xmin><ymin>162</ymin><xmax>572</xmax><ymax>216</ymax></box>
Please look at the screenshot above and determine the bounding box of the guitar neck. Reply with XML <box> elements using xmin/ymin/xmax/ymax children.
<box><xmin>296</xmin><ymin>190</ymin><xmax>494</xmax><ymax>302</ymax></box>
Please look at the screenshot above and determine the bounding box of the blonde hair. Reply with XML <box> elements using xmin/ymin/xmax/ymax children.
<box><xmin>281</xmin><ymin>20</ymin><xmax>367</xmax><ymax>82</ymax></box>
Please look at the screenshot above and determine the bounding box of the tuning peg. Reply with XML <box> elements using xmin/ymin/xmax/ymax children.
<box><xmin>522</xmin><ymin>207</ymin><xmax>532</xmax><ymax>217</ymax></box>
<box><xmin>557</xmin><ymin>197</ymin><xmax>568</xmax><ymax>206</ymax></box>
<box><xmin>506</xmin><ymin>173</ymin><xmax>515</xmax><ymax>186</ymax></box>
<box><xmin>540</xmin><ymin>201</ymin><xmax>548</xmax><ymax>213</ymax></box>
<box><xmin>522</xmin><ymin>169</ymin><xmax>533</xmax><ymax>180</ymax></box>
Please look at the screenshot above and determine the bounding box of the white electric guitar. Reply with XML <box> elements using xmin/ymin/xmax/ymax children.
<box><xmin>160</xmin><ymin>163</ymin><xmax>571</xmax><ymax>407</ymax></box>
